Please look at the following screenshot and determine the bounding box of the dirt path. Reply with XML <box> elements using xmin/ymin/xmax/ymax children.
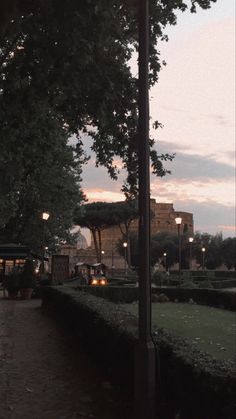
<box><xmin>0</xmin><ymin>299</ymin><xmax>132</xmax><ymax>419</ymax></box>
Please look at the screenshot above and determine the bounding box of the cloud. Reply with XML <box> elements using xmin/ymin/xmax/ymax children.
<box><xmin>162</xmin><ymin>152</ymin><xmax>235</xmax><ymax>180</ymax></box>
<box><xmin>218</xmin><ymin>225</ymin><xmax>236</xmax><ymax>233</ymax></box>
<box><xmin>84</xmin><ymin>189</ymin><xmax>124</xmax><ymax>203</ymax></box>
<box><xmin>81</xmin><ymin>162</ymin><xmax>125</xmax><ymax>191</ymax></box>
<box><xmin>151</xmin><ymin>175</ymin><xmax>235</xmax><ymax>207</ymax></box>
<box><xmin>173</xmin><ymin>200</ymin><xmax>235</xmax><ymax>237</ymax></box>
<box><xmin>150</xmin><ymin>17</ymin><xmax>235</xmax><ymax>166</ymax></box>
<box><xmin>204</xmin><ymin>113</ymin><xmax>232</xmax><ymax>127</ymax></box>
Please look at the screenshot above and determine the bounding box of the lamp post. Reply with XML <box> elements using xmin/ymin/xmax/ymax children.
<box><xmin>111</xmin><ymin>240</ymin><xmax>115</xmax><ymax>276</ymax></box>
<box><xmin>163</xmin><ymin>253</ymin><xmax>167</xmax><ymax>272</ymax></box>
<box><xmin>41</xmin><ymin>212</ymin><xmax>50</xmax><ymax>274</ymax></box>
<box><xmin>189</xmin><ymin>237</ymin><xmax>194</xmax><ymax>270</ymax></box>
<box><xmin>123</xmin><ymin>242</ymin><xmax>128</xmax><ymax>275</ymax></box>
<box><xmin>134</xmin><ymin>1</ymin><xmax>156</xmax><ymax>418</ymax></box>
<box><xmin>202</xmin><ymin>247</ymin><xmax>206</xmax><ymax>271</ymax></box>
<box><xmin>175</xmin><ymin>217</ymin><xmax>182</xmax><ymax>284</ymax></box>
<box><xmin>101</xmin><ymin>250</ymin><xmax>105</xmax><ymax>265</ymax></box>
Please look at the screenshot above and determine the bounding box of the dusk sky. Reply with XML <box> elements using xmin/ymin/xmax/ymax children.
<box><xmin>79</xmin><ymin>0</ymin><xmax>235</xmax><ymax>242</ymax></box>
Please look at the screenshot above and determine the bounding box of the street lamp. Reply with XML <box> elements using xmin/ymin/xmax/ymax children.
<box><xmin>101</xmin><ymin>250</ymin><xmax>105</xmax><ymax>265</ymax></box>
<box><xmin>41</xmin><ymin>212</ymin><xmax>50</xmax><ymax>274</ymax></box>
<box><xmin>42</xmin><ymin>212</ymin><xmax>50</xmax><ymax>221</ymax></box>
<box><xmin>123</xmin><ymin>242</ymin><xmax>128</xmax><ymax>275</ymax></box>
<box><xmin>111</xmin><ymin>239</ymin><xmax>115</xmax><ymax>276</ymax></box>
<box><xmin>202</xmin><ymin>247</ymin><xmax>206</xmax><ymax>270</ymax></box>
<box><xmin>175</xmin><ymin>217</ymin><xmax>182</xmax><ymax>284</ymax></box>
<box><xmin>163</xmin><ymin>253</ymin><xmax>167</xmax><ymax>272</ymax></box>
<box><xmin>189</xmin><ymin>237</ymin><xmax>194</xmax><ymax>270</ymax></box>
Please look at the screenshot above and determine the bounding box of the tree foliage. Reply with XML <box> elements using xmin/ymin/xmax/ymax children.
<box><xmin>0</xmin><ymin>0</ymin><xmax>217</xmax><ymax>246</ymax></box>
<box><xmin>0</xmin><ymin>0</ymin><xmax>216</xmax><ymax>193</ymax></box>
<box><xmin>106</xmin><ymin>200</ymin><xmax>139</xmax><ymax>267</ymax></box>
<box><xmin>74</xmin><ymin>200</ymin><xmax>139</xmax><ymax>264</ymax></box>
<box><xmin>125</xmin><ymin>231</ymin><xmax>236</xmax><ymax>271</ymax></box>
<box><xmin>0</xmin><ymin>116</ymin><xmax>85</xmax><ymax>251</ymax></box>
<box><xmin>193</xmin><ymin>232</ymin><xmax>236</xmax><ymax>270</ymax></box>
<box><xmin>74</xmin><ymin>202</ymin><xmax>116</xmax><ymax>262</ymax></box>
<box><xmin>221</xmin><ymin>237</ymin><xmax>236</xmax><ymax>270</ymax></box>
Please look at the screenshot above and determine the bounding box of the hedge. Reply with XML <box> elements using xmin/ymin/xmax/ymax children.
<box><xmin>72</xmin><ymin>285</ymin><xmax>236</xmax><ymax>311</ymax></box>
<box><xmin>41</xmin><ymin>286</ymin><xmax>236</xmax><ymax>419</ymax></box>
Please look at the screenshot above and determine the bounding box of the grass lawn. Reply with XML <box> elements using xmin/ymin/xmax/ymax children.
<box><xmin>124</xmin><ymin>302</ymin><xmax>236</xmax><ymax>362</ymax></box>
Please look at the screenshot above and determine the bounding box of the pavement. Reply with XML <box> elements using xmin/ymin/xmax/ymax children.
<box><xmin>0</xmin><ymin>298</ymin><xmax>132</xmax><ymax>419</ymax></box>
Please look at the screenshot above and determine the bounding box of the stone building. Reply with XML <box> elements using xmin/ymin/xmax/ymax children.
<box><xmin>59</xmin><ymin>200</ymin><xmax>194</xmax><ymax>272</ymax></box>
<box><xmin>99</xmin><ymin>199</ymin><xmax>194</xmax><ymax>252</ymax></box>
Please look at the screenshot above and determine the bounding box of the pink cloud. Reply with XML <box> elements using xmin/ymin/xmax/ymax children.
<box><xmin>218</xmin><ymin>225</ymin><xmax>236</xmax><ymax>233</ymax></box>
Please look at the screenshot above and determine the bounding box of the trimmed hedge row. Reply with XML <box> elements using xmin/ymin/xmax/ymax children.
<box><xmin>73</xmin><ymin>285</ymin><xmax>236</xmax><ymax>311</ymax></box>
<box><xmin>181</xmin><ymin>271</ymin><xmax>236</xmax><ymax>279</ymax></box>
<box><xmin>41</xmin><ymin>286</ymin><xmax>136</xmax><ymax>391</ymax></box>
<box><xmin>211</xmin><ymin>279</ymin><xmax>236</xmax><ymax>288</ymax></box>
<box><xmin>41</xmin><ymin>286</ymin><xmax>236</xmax><ymax>419</ymax></box>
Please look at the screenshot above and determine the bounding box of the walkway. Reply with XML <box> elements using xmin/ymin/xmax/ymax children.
<box><xmin>0</xmin><ymin>299</ymin><xmax>132</xmax><ymax>419</ymax></box>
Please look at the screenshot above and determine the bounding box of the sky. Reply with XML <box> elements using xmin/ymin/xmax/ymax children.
<box><xmin>79</xmin><ymin>0</ymin><xmax>235</xmax><ymax>241</ymax></box>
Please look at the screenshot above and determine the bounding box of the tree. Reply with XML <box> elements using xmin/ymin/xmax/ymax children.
<box><xmin>0</xmin><ymin>0</ymin><xmax>216</xmax><ymax>205</ymax></box>
<box><xmin>106</xmin><ymin>200</ymin><xmax>139</xmax><ymax>267</ymax></box>
<box><xmin>151</xmin><ymin>232</ymin><xmax>179</xmax><ymax>268</ymax></box>
<box><xmin>193</xmin><ymin>232</ymin><xmax>223</xmax><ymax>269</ymax></box>
<box><xmin>220</xmin><ymin>238</ymin><xmax>236</xmax><ymax>270</ymax></box>
<box><xmin>0</xmin><ymin>114</ymin><xmax>85</xmax><ymax>252</ymax></box>
<box><xmin>122</xmin><ymin>231</ymin><xmax>183</xmax><ymax>269</ymax></box>
<box><xmin>74</xmin><ymin>202</ymin><xmax>116</xmax><ymax>262</ymax></box>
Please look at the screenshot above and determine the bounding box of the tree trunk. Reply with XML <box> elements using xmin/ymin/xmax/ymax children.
<box><xmin>91</xmin><ymin>229</ymin><xmax>100</xmax><ymax>263</ymax></box>
<box><xmin>98</xmin><ymin>229</ymin><xmax>102</xmax><ymax>263</ymax></box>
<box><xmin>118</xmin><ymin>223</ymin><xmax>131</xmax><ymax>269</ymax></box>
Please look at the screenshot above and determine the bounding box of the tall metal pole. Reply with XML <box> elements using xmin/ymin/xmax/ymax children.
<box><xmin>134</xmin><ymin>1</ymin><xmax>156</xmax><ymax>418</ymax></box>
<box><xmin>189</xmin><ymin>243</ymin><xmax>192</xmax><ymax>270</ymax></box>
<box><xmin>41</xmin><ymin>212</ymin><xmax>50</xmax><ymax>275</ymax></box>
<box><xmin>111</xmin><ymin>239</ymin><xmax>114</xmax><ymax>276</ymax></box>
<box><xmin>178</xmin><ymin>224</ymin><xmax>181</xmax><ymax>284</ymax></box>
<box><xmin>42</xmin><ymin>223</ymin><xmax>45</xmax><ymax>274</ymax></box>
<box><xmin>189</xmin><ymin>237</ymin><xmax>193</xmax><ymax>271</ymax></box>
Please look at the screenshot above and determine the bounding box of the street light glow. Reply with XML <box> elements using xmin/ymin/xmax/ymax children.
<box><xmin>202</xmin><ymin>247</ymin><xmax>206</xmax><ymax>252</ymax></box>
<box><xmin>189</xmin><ymin>237</ymin><xmax>194</xmax><ymax>243</ymax></box>
<box><xmin>175</xmin><ymin>217</ymin><xmax>182</xmax><ymax>225</ymax></box>
<box><xmin>123</xmin><ymin>242</ymin><xmax>128</xmax><ymax>248</ymax></box>
<box><xmin>42</xmin><ymin>212</ymin><xmax>50</xmax><ymax>220</ymax></box>
<box><xmin>175</xmin><ymin>217</ymin><xmax>182</xmax><ymax>283</ymax></box>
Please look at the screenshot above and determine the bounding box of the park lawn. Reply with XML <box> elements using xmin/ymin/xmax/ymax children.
<box><xmin>124</xmin><ymin>302</ymin><xmax>236</xmax><ymax>362</ymax></box>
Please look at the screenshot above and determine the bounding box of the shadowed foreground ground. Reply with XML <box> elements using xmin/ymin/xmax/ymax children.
<box><xmin>0</xmin><ymin>299</ymin><xmax>132</xmax><ymax>419</ymax></box>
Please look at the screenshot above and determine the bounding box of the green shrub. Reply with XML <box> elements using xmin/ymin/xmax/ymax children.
<box><xmin>198</xmin><ymin>280</ymin><xmax>213</xmax><ymax>289</ymax></box>
<box><xmin>180</xmin><ymin>281</ymin><xmax>198</xmax><ymax>288</ymax></box>
<box><xmin>41</xmin><ymin>287</ymin><xmax>236</xmax><ymax>419</ymax></box>
<box><xmin>152</xmin><ymin>293</ymin><xmax>169</xmax><ymax>303</ymax></box>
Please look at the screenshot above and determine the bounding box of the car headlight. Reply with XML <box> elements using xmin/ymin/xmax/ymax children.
<box><xmin>100</xmin><ymin>279</ymin><xmax>106</xmax><ymax>285</ymax></box>
<box><xmin>91</xmin><ymin>279</ymin><xmax>98</xmax><ymax>285</ymax></box>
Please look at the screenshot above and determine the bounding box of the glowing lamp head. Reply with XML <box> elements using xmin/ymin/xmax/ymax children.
<box><xmin>175</xmin><ymin>217</ymin><xmax>182</xmax><ymax>225</ymax></box>
<box><xmin>123</xmin><ymin>242</ymin><xmax>128</xmax><ymax>248</ymax></box>
<box><xmin>42</xmin><ymin>212</ymin><xmax>50</xmax><ymax>221</ymax></box>
<box><xmin>189</xmin><ymin>237</ymin><xmax>194</xmax><ymax>243</ymax></box>
<box><xmin>202</xmin><ymin>247</ymin><xmax>206</xmax><ymax>252</ymax></box>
